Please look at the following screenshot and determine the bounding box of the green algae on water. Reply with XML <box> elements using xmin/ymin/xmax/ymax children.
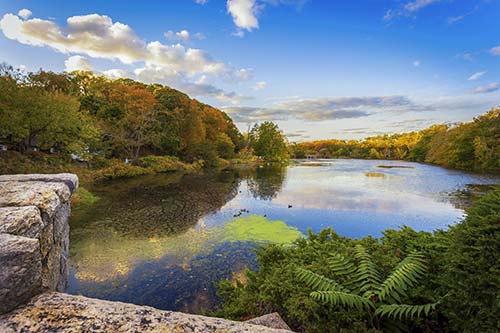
<box><xmin>223</xmin><ymin>215</ymin><xmax>303</xmax><ymax>244</ymax></box>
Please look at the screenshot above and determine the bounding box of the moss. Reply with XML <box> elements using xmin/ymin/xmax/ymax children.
<box><xmin>72</xmin><ymin>187</ymin><xmax>99</xmax><ymax>208</ymax></box>
<box><xmin>223</xmin><ymin>215</ymin><xmax>303</xmax><ymax>244</ymax></box>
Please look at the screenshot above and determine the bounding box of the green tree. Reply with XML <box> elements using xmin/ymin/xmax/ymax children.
<box><xmin>249</xmin><ymin>121</ymin><xmax>289</xmax><ymax>162</ymax></box>
<box><xmin>216</xmin><ymin>133</ymin><xmax>236</xmax><ymax>159</ymax></box>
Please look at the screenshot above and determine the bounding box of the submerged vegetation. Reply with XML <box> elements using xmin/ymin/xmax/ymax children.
<box><xmin>291</xmin><ymin>108</ymin><xmax>500</xmax><ymax>173</ymax></box>
<box><xmin>215</xmin><ymin>187</ymin><xmax>500</xmax><ymax>332</ymax></box>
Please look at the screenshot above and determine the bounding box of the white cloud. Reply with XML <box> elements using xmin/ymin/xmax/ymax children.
<box><xmin>384</xmin><ymin>0</ymin><xmax>440</xmax><ymax>21</ymax></box>
<box><xmin>413</xmin><ymin>60</ymin><xmax>421</xmax><ymax>67</ymax></box>
<box><xmin>223</xmin><ymin>95</ymin><xmax>429</xmax><ymax>123</ymax></box>
<box><xmin>455</xmin><ymin>52</ymin><xmax>474</xmax><ymax>61</ymax></box>
<box><xmin>253</xmin><ymin>81</ymin><xmax>267</xmax><ymax>90</ymax></box>
<box><xmin>227</xmin><ymin>0</ymin><xmax>261</xmax><ymax>31</ymax></box>
<box><xmin>164</xmin><ymin>30</ymin><xmax>205</xmax><ymax>43</ymax></box>
<box><xmin>491</xmin><ymin>46</ymin><xmax>500</xmax><ymax>56</ymax></box>
<box><xmin>195</xmin><ymin>0</ymin><xmax>208</xmax><ymax>4</ymax></box>
<box><xmin>64</xmin><ymin>55</ymin><xmax>92</xmax><ymax>72</ymax></box>
<box><xmin>17</xmin><ymin>9</ymin><xmax>32</xmax><ymax>20</ymax></box>
<box><xmin>102</xmin><ymin>69</ymin><xmax>130</xmax><ymax>79</ymax></box>
<box><xmin>473</xmin><ymin>82</ymin><xmax>499</xmax><ymax>94</ymax></box>
<box><xmin>467</xmin><ymin>71</ymin><xmax>486</xmax><ymax>81</ymax></box>
<box><xmin>164</xmin><ymin>29</ymin><xmax>190</xmax><ymax>42</ymax></box>
<box><xmin>231</xmin><ymin>30</ymin><xmax>245</xmax><ymax>38</ymax></box>
<box><xmin>0</xmin><ymin>12</ymin><xmax>251</xmax><ymax>103</ymax></box>
<box><xmin>233</xmin><ymin>68</ymin><xmax>253</xmax><ymax>80</ymax></box>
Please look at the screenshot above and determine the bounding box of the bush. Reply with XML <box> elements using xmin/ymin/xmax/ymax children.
<box><xmin>95</xmin><ymin>160</ymin><xmax>150</xmax><ymax>179</ymax></box>
<box><xmin>442</xmin><ymin>187</ymin><xmax>500</xmax><ymax>331</ymax></box>
<box><xmin>137</xmin><ymin>155</ymin><xmax>185</xmax><ymax>173</ymax></box>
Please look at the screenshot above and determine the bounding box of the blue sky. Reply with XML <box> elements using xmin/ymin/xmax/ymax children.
<box><xmin>0</xmin><ymin>0</ymin><xmax>499</xmax><ymax>140</ymax></box>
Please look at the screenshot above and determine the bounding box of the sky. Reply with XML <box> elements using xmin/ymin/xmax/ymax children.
<box><xmin>0</xmin><ymin>0</ymin><xmax>499</xmax><ymax>141</ymax></box>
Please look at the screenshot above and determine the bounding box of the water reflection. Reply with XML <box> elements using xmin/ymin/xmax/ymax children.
<box><xmin>247</xmin><ymin>164</ymin><xmax>287</xmax><ymax>200</ymax></box>
<box><xmin>68</xmin><ymin>160</ymin><xmax>500</xmax><ymax>313</ymax></box>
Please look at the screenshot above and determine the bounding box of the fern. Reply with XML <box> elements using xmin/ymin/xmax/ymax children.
<box><xmin>310</xmin><ymin>291</ymin><xmax>374</xmax><ymax>310</ymax></box>
<box><xmin>375</xmin><ymin>302</ymin><xmax>438</xmax><ymax>320</ymax></box>
<box><xmin>328</xmin><ymin>253</ymin><xmax>356</xmax><ymax>277</ymax></box>
<box><xmin>349</xmin><ymin>245</ymin><xmax>382</xmax><ymax>293</ymax></box>
<box><xmin>377</xmin><ymin>252</ymin><xmax>427</xmax><ymax>302</ymax></box>
<box><xmin>296</xmin><ymin>245</ymin><xmax>438</xmax><ymax>330</ymax></box>
<box><xmin>296</xmin><ymin>267</ymin><xmax>347</xmax><ymax>292</ymax></box>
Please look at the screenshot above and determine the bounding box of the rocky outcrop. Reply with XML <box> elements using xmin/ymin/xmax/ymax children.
<box><xmin>0</xmin><ymin>292</ymin><xmax>293</xmax><ymax>333</ymax></box>
<box><xmin>0</xmin><ymin>174</ymin><xmax>78</xmax><ymax>314</ymax></box>
<box><xmin>245</xmin><ymin>313</ymin><xmax>292</xmax><ymax>331</ymax></box>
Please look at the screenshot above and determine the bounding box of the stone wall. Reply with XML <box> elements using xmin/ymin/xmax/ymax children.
<box><xmin>0</xmin><ymin>174</ymin><xmax>78</xmax><ymax>314</ymax></box>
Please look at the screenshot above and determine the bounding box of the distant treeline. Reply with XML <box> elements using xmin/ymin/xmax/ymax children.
<box><xmin>0</xmin><ymin>64</ymin><xmax>243</xmax><ymax>166</ymax></box>
<box><xmin>290</xmin><ymin>108</ymin><xmax>500</xmax><ymax>173</ymax></box>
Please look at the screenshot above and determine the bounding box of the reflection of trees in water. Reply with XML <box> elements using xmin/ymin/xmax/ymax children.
<box><xmin>73</xmin><ymin>173</ymin><xmax>240</xmax><ymax>238</ymax></box>
<box><xmin>247</xmin><ymin>164</ymin><xmax>287</xmax><ymax>200</ymax></box>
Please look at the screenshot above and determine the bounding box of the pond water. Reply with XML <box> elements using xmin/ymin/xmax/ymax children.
<box><xmin>67</xmin><ymin>159</ymin><xmax>500</xmax><ymax>313</ymax></box>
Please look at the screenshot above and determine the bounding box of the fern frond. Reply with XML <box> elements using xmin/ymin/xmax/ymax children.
<box><xmin>296</xmin><ymin>267</ymin><xmax>347</xmax><ymax>292</ymax></box>
<box><xmin>310</xmin><ymin>290</ymin><xmax>374</xmax><ymax>310</ymax></box>
<box><xmin>328</xmin><ymin>253</ymin><xmax>356</xmax><ymax>277</ymax></box>
<box><xmin>375</xmin><ymin>302</ymin><xmax>438</xmax><ymax>320</ymax></box>
<box><xmin>349</xmin><ymin>245</ymin><xmax>382</xmax><ymax>293</ymax></box>
<box><xmin>377</xmin><ymin>252</ymin><xmax>427</xmax><ymax>302</ymax></box>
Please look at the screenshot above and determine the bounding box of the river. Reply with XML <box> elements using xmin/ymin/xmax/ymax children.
<box><xmin>67</xmin><ymin>159</ymin><xmax>500</xmax><ymax>313</ymax></box>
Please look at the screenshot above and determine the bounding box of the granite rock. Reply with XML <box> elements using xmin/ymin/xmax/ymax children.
<box><xmin>0</xmin><ymin>292</ymin><xmax>295</xmax><ymax>333</ymax></box>
<box><xmin>245</xmin><ymin>313</ymin><xmax>292</xmax><ymax>331</ymax></box>
<box><xmin>0</xmin><ymin>234</ymin><xmax>42</xmax><ymax>314</ymax></box>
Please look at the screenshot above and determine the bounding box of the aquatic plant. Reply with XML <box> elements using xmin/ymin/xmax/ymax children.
<box><xmin>223</xmin><ymin>215</ymin><xmax>303</xmax><ymax>244</ymax></box>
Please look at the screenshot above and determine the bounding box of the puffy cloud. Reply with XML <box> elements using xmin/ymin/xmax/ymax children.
<box><xmin>164</xmin><ymin>30</ymin><xmax>205</xmax><ymax>42</ymax></box>
<box><xmin>64</xmin><ymin>55</ymin><xmax>92</xmax><ymax>72</ymax></box>
<box><xmin>491</xmin><ymin>46</ymin><xmax>500</xmax><ymax>56</ymax></box>
<box><xmin>0</xmin><ymin>11</ymin><xmax>251</xmax><ymax>103</ymax></box>
<box><xmin>233</xmin><ymin>68</ymin><xmax>253</xmax><ymax>81</ymax></box>
<box><xmin>253</xmin><ymin>81</ymin><xmax>267</xmax><ymax>90</ymax></box>
<box><xmin>467</xmin><ymin>71</ymin><xmax>486</xmax><ymax>81</ymax></box>
<box><xmin>223</xmin><ymin>95</ymin><xmax>425</xmax><ymax>123</ymax></box>
<box><xmin>226</xmin><ymin>0</ymin><xmax>308</xmax><ymax>33</ymax></box>
<box><xmin>384</xmin><ymin>0</ymin><xmax>440</xmax><ymax>21</ymax></box>
<box><xmin>164</xmin><ymin>29</ymin><xmax>190</xmax><ymax>42</ymax></box>
<box><xmin>195</xmin><ymin>0</ymin><xmax>208</xmax><ymax>4</ymax></box>
<box><xmin>17</xmin><ymin>9</ymin><xmax>32</xmax><ymax>20</ymax></box>
<box><xmin>0</xmin><ymin>12</ymin><xmax>246</xmax><ymax>78</ymax></box>
<box><xmin>102</xmin><ymin>69</ymin><xmax>130</xmax><ymax>79</ymax></box>
<box><xmin>227</xmin><ymin>0</ymin><xmax>261</xmax><ymax>31</ymax></box>
<box><xmin>473</xmin><ymin>82</ymin><xmax>499</xmax><ymax>94</ymax></box>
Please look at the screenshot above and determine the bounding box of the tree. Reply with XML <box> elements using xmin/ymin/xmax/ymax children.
<box><xmin>216</xmin><ymin>133</ymin><xmax>235</xmax><ymax>159</ymax></box>
<box><xmin>297</xmin><ymin>245</ymin><xmax>439</xmax><ymax>331</ymax></box>
<box><xmin>249</xmin><ymin>121</ymin><xmax>289</xmax><ymax>162</ymax></box>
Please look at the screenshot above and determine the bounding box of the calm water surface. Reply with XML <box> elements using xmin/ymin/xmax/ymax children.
<box><xmin>68</xmin><ymin>159</ymin><xmax>500</xmax><ymax>312</ymax></box>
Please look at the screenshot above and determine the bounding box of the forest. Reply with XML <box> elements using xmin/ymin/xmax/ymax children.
<box><xmin>0</xmin><ymin>64</ymin><xmax>245</xmax><ymax>176</ymax></box>
<box><xmin>290</xmin><ymin>108</ymin><xmax>500</xmax><ymax>173</ymax></box>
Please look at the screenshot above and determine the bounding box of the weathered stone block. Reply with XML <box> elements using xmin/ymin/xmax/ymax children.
<box><xmin>0</xmin><ymin>234</ymin><xmax>42</xmax><ymax>314</ymax></box>
<box><xmin>0</xmin><ymin>292</ymin><xmax>295</xmax><ymax>332</ymax></box>
<box><xmin>245</xmin><ymin>312</ymin><xmax>292</xmax><ymax>330</ymax></box>
<box><xmin>0</xmin><ymin>206</ymin><xmax>43</xmax><ymax>238</ymax></box>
